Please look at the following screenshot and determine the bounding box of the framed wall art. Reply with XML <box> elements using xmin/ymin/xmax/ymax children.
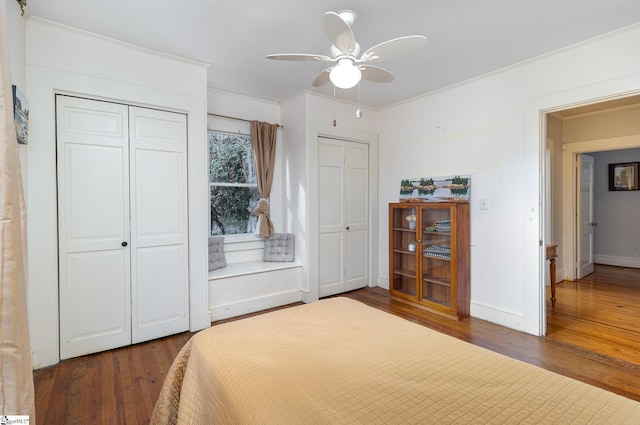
<box><xmin>399</xmin><ymin>174</ymin><xmax>471</xmax><ymax>201</ymax></box>
<box><xmin>12</xmin><ymin>85</ymin><xmax>29</xmax><ymax>145</ymax></box>
<box><xmin>608</xmin><ymin>162</ymin><xmax>639</xmax><ymax>191</ymax></box>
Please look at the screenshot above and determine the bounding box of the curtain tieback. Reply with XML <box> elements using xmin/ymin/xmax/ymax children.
<box><xmin>253</xmin><ymin>198</ymin><xmax>274</xmax><ymax>238</ymax></box>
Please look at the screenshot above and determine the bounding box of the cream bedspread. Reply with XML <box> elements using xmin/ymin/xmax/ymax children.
<box><xmin>150</xmin><ymin>298</ymin><xmax>640</xmax><ymax>424</ymax></box>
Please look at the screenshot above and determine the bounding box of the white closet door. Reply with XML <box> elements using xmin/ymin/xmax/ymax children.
<box><xmin>344</xmin><ymin>142</ymin><xmax>369</xmax><ymax>291</ymax></box>
<box><xmin>318</xmin><ymin>138</ymin><xmax>345</xmax><ymax>297</ymax></box>
<box><xmin>129</xmin><ymin>106</ymin><xmax>189</xmax><ymax>343</ymax></box>
<box><xmin>57</xmin><ymin>96</ymin><xmax>131</xmax><ymax>359</ymax></box>
<box><xmin>318</xmin><ymin>137</ymin><xmax>368</xmax><ymax>297</ymax></box>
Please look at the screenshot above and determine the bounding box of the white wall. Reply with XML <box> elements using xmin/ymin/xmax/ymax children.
<box><xmin>25</xmin><ymin>17</ymin><xmax>209</xmax><ymax>367</ymax></box>
<box><xmin>378</xmin><ymin>24</ymin><xmax>640</xmax><ymax>335</ymax></box>
<box><xmin>280</xmin><ymin>92</ymin><xmax>310</xmax><ymax>296</ymax></box>
<box><xmin>592</xmin><ymin>148</ymin><xmax>640</xmax><ymax>268</ymax></box>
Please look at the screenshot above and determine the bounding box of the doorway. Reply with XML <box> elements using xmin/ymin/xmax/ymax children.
<box><xmin>543</xmin><ymin>96</ymin><xmax>640</xmax><ymax>361</ymax></box>
<box><xmin>546</xmin><ymin>95</ymin><xmax>640</xmax><ymax>283</ymax></box>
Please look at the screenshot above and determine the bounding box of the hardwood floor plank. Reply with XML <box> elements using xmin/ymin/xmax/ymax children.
<box><xmin>34</xmin><ymin>264</ymin><xmax>640</xmax><ymax>423</ymax></box>
<box><xmin>130</xmin><ymin>342</ymin><xmax>157</xmax><ymax>425</ymax></box>
<box><xmin>82</xmin><ymin>354</ymin><xmax>100</xmax><ymax>425</ymax></box>
<box><xmin>32</xmin><ymin>366</ymin><xmax>55</xmax><ymax>422</ymax></box>
<box><xmin>63</xmin><ymin>358</ymin><xmax>87</xmax><ymax>425</ymax></box>
<box><xmin>113</xmin><ymin>348</ymin><xmax>139</xmax><ymax>425</ymax></box>
<box><xmin>99</xmin><ymin>351</ymin><xmax>117</xmax><ymax>424</ymax></box>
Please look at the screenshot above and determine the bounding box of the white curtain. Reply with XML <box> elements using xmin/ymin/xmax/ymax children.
<box><xmin>0</xmin><ymin>3</ymin><xmax>36</xmax><ymax>419</ymax></box>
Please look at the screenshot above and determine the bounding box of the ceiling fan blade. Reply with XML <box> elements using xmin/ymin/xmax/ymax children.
<box><xmin>266</xmin><ymin>53</ymin><xmax>333</xmax><ymax>62</ymax></box>
<box><xmin>360</xmin><ymin>35</ymin><xmax>427</xmax><ymax>63</ymax></box>
<box><xmin>324</xmin><ymin>11</ymin><xmax>357</xmax><ymax>54</ymax></box>
<box><xmin>360</xmin><ymin>65</ymin><xmax>394</xmax><ymax>83</ymax></box>
<box><xmin>312</xmin><ymin>68</ymin><xmax>332</xmax><ymax>87</ymax></box>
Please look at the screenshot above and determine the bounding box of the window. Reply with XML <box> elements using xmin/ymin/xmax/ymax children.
<box><xmin>209</xmin><ymin>131</ymin><xmax>259</xmax><ymax>236</ymax></box>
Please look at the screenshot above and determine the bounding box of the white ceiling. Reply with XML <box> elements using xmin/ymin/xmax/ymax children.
<box><xmin>26</xmin><ymin>0</ymin><xmax>640</xmax><ymax>109</ymax></box>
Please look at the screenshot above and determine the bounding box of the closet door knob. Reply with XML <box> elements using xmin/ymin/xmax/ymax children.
<box><xmin>121</xmin><ymin>241</ymin><xmax>128</xmax><ymax>247</ymax></box>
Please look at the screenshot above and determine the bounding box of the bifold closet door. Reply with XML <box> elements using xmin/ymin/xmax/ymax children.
<box><xmin>318</xmin><ymin>137</ymin><xmax>369</xmax><ymax>298</ymax></box>
<box><xmin>57</xmin><ymin>96</ymin><xmax>132</xmax><ymax>359</ymax></box>
<box><xmin>57</xmin><ymin>96</ymin><xmax>189</xmax><ymax>359</ymax></box>
<box><xmin>129</xmin><ymin>106</ymin><xmax>189</xmax><ymax>344</ymax></box>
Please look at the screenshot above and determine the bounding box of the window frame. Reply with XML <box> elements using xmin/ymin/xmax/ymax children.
<box><xmin>208</xmin><ymin>128</ymin><xmax>261</xmax><ymax>240</ymax></box>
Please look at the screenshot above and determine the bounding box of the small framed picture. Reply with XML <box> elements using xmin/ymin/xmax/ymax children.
<box><xmin>12</xmin><ymin>84</ymin><xmax>29</xmax><ymax>145</ymax></box>
<box><xmin>608</xmin><ymin>162</ymin><xmax>639</xmax><ymax>191</ymax></box>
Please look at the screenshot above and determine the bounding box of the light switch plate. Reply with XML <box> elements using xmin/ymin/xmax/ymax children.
<box><xmin>479</xmin><ymin>198</ymin><xmax>489</xmax><ymax>210</ymax></box>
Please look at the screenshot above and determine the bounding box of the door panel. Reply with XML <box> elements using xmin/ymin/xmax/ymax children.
<box><xmin>57</xmin><ymin>96</ymin><xmax>131</xmax><ymax>359</ymax></box>
<box><xmin>134</xmin><ymin>245</ymin><xmax>187</xmax><ymax>333</ymax></box>
<box><xmin>131</xmin><ymin>113</ymin><xmax>184</xmax><ymax>148</ymax></box>
<box><xmin>345</xmin><ymin>142</ymin><xmax>368</xmax><ymax>167</ymax></box>
<box><xmin>346</xmin><ymin>167</ymin><xmax>367</xmax><ymax>226</ymax></box>
<box><xmin>133</xmin><ymin>150</ymin><xmax>186</xmax><ymax>243</ymax></box>
<box><xmin>129</xmin><ymin>107</ymin><xmax>189</xmax><ymax>343</ymax></box>
<box><xmin>318</xmin><ymin>164</ymin><xmax>344</xmax><ymax>229</ymax></box>
<box><xmin>62</xmin><ymin>143</ymin><xmax>127</xmax><ymax>252</ymax></box>
<box><xmin>62</xmin><ymin>103</ymin><xmax>126</xmax><ymax>142</ymax></box>
<box><xmin>577</xmin><ymin>154</ymin><xmax>594</xmax><ymax>279</ymax></box>
<box><xmin>346</xmin><ymin>228</ymin><xmax>367</xmax><ymax>291</ymax></box>
<box><xmin>61</xmin><ymin>251</ymin><xmax>129</xmax><ymax>358</ymax></box>
<box><xmin>319</xmin><ymin>233</ymin><xmax>344</xmax><ymax>297</ymax></box>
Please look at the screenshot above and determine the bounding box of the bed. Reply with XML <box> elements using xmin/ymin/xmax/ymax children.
<box><xmin>150</xmin><ymin>297</ymin><xmax>640</xmax><ymax>424</ymax></box>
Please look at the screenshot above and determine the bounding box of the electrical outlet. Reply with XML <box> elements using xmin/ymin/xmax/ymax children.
<box><xmin>479</xmin><ymin>198</ymin><xmax>489</xmax><ymax>210</ymax></box>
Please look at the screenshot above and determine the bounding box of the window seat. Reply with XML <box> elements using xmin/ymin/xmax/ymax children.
<box><xmin>208</xmin><ymin>260</ymin><xmax>303</xmax><ymax>321</ymax></box>
<box><xmin>208</xmin><ymin>260</ymin><xmax>302</xmax><ymax>281</ymax></box>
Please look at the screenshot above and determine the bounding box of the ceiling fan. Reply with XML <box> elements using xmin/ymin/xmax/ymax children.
<box><xmin>266</xmin><ymin>10</ymin><xmax>427</xmax><ymax>89</ymax></box>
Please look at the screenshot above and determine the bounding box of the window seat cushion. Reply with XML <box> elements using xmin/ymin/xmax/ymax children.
<box><xmin>208</xmin><ymin>236</ymin><xmax>226</xmax><ymax>271</ymax></box>
<box><xmin>263</xmin><ymin>233</ymin><xmax>295</xmax><ymax>262</ymax></box>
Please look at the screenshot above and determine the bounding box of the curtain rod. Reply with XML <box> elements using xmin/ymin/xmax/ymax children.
<box><xmin>207</xmin><ymin>113</ymin><xmax>282</xmax><ymax>128</ymax></box>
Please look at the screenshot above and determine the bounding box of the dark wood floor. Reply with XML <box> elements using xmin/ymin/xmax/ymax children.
<box><xmin>34</xmin><ymin>264</ymin><xmax>640</xmax><ymax>424</ymax></box>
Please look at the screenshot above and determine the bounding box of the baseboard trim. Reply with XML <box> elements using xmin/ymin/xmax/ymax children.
<box><xmin>376</xmin><ymin>275</ymin><xmax>389</xmax><ymax>290</ymax></box>
<box><xmin>470</xmin><ymin>301</ymin><xmax>525</xmax><ymax>332</ymax></box>
<box><xmin>594</xmin><ymin>255</ymin><xmax>640</xmax><ymax>269</ymax></box>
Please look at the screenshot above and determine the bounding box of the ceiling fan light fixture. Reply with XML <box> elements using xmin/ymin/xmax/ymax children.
<box><xmin>330</xmin><ymin>59</ymin><xmax>361</xmax><ymax>89</ymax></box>
<box><xmin>266</xmin><ymin>10</ymin><xmax>426</xmax><ymax>90</ymax></box>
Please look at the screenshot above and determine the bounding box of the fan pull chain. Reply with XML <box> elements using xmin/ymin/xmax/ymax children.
<box><xmin>333</xmin><ymin>85</ymin><xmax>337</xmax><ymax>127</ymax></box>
<box><xmin>356</xmin><ymin>82</ymin><xmax>362</xmax><ymax>119</ymax></box>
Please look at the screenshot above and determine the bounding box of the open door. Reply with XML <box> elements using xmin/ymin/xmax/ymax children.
<box><xmin>544</xmin><ymin>146</ymin><xmax>552</xmax><ymax>286</ymax></box>
<box><xmin>576</xmin><ymin>154</ymin><xmax>595</xmax><ymax>279</ymax></box>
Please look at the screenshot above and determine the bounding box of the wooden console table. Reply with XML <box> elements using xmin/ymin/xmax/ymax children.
<box><xmin>546</xmin><ymin>244</ymin><xmax>558</xmax><ymax>306</ymax></box>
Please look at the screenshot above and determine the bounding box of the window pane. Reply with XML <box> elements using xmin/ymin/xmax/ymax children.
<box><xmin>209</xmin><ymin>133</ymin><xmax>255</xmax><ymax>184</ymax></box>
<box><xmin>210</xmin><ymin>186</ymin><xmax>259</xmax><ymax>236</ymax></box>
